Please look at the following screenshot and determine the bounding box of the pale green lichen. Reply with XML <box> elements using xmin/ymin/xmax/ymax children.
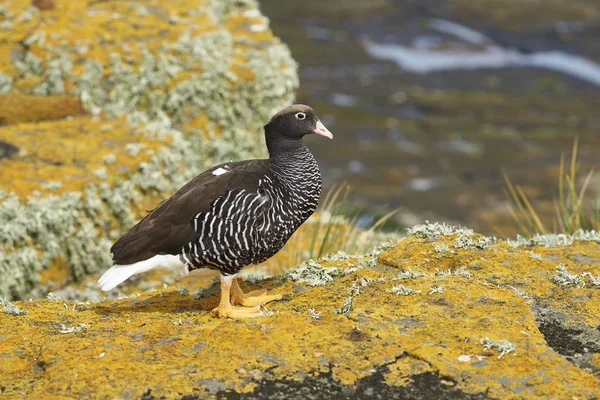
<box><xmin>396</xmin><ymin>269</ymin><xmax>426</xmax><ymax>280</ymax></box>
<box><xmin>387</xmin><ymin>284</ymin><xmax>421</xmax><ymax>295</ymax></box>
<box><xmin>239</xmin><ymin>271</ymin><xmax>269</xmax><ymax>284</ymax></box>
<box><xmin>408</xmin><ymin>222</ymin><xmax>496</xmax><ymax>250</ymax></box>
<box><xmin>434</xmin><ymin>267</ymin><xmax>472</xmax><ymax>279</ymax></box>
<box><xmin>553</xmin><ymin>264</ymin><xmax>585</xmax><ymax>288</ymax></box>
<box><xmin>407</xmin><ymin>221</ymin><xmax>473</xmax><ymax>239</ymax></box>
<box><xmin>58</xmin><ymin>323</ymin><xmax>89</xmax><ymax>334</ymax></box>
<box><xmin>508</xmin><ymin>230</ymin><xmax>600</xmax><ymax>248</ymax></box>
<box><xmin>335</xmin><ymin>296</ymin><xmax>353</xmax><ymax>315</ymax></box>
<box><xmin>506</xmin><ymin>285</ymin><xmax>532</xmax><ymax>303</ymax></box>
<box><xmin>308</xmin><ymin>308</ymin><xmax>321</xmax><ymax>319</ymax></box>
<box><xmin>0</xmin><ymin>71</ymin><xmax>12</xmax><ymax>93</ymax></box>
<box><xmin>552</xmin><ymin>264</ymin><xmax>599</xmax><ymax>288</ymax></box>
<box><xmin>15</xmin><ymin>52</ymin><xmax>43</xmax><ymax>76</ymax></box>
<box><xmin>429</xmin><ymin>286</ymin><xmax>444</xmax><ymax>295</ymax></box>
<box><xmin>371</xmin><ymin>240</ymin><xmax>397</xmax><ymax>255</ymax></box>
<box><xmin>582</xmin><ymin>272</ymin><xmax>600</xmax><ymax>286</ymax></box>
<box><xmin>454</xmin><ymin>266</ymin><xmax>472</xmax><ymax>279</ymax></box>
<box><xmin>1</xmin><ymin>297</ymin><xmax>28</xmax><ymax>315</ymax></box>
<box><xmin>281</xmin><ymin>260</ymin><xmax>355</xmax><ymax>287</ymax></box>
<box><xmin>46</xmin><ymin>292</ymin><xmax>62</xmax><ymax>301</ymax></box>
<box><xmin>434</xmin><ymin>244</ymin><xmax>450</xmax><ymax>253</ymax></box>
<box><xmin>321</xmin><ymin>251</ymin><xmax>352</xmax><ymax>262</ymax></box>
<box><xmin>32</xmin><ymin>51</ymin><xmax>72</xmax><ymax>96</ymax></box>
<box><xmin>480</xmin><ymin>337</ymin><xmax>516</xmax><ymax>358</ymax></box>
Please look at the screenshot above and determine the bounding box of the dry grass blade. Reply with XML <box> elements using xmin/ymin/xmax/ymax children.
<box><xmin>275</xmin><ymin>183</ymin><xmax>398</xmax><ymax>268</ymax></box>
<box><xmin>503</xmin><ymin>138</ymin><xmax>599</xmax><ymax>236</ymax></box>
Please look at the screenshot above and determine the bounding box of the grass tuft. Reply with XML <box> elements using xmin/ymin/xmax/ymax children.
<box><xmin>274</xmin><ymin>183</ymin><xmax>399</xmax><ymax>270</ymax></box>
<box><xmin>503</xmin><ymin>138</ymin><xmax>599</xmax><ymax>236</ymax></box>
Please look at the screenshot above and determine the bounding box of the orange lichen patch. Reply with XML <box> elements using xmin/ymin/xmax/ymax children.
<box><xmin>38</xmin><ymin>259</ymin><xmax>70</xmax><ymax>289</ymax></box>
<box><xmin>2</xmin><ymin>238</ymin><xmax>599</xmax><ymax>398</ymax></box>
<box><xmin>0</xmin><ymin>2</ymin><xmax>41</xmax><ymax>46</ymax></box>
<box><xmin>384</xmin><ymin>356</ymin><xmax>433</xmax><ymax>387</ymax></box>
<box><xmin>0</xmin><ymin>94</ymin><xmax>86</xmax><ymax>125</ymax></box>
<box><xmin>0</xmin><ymin>0</ymin><xmax>287</xmax><ymax>201</ymax></box>
<box><xmin>0</xmin><ymin>115</ymin><xmax>167</xmax><ymax>196</ymax></box>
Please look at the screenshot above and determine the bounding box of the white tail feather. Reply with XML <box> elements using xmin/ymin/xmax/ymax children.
<box><xmin>98</xmin><ymin>254</ymin><xmax>187</xmax><ymax>291</ymax></box>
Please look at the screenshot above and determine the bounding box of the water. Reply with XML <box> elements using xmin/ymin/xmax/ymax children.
<box><xmin>260</xmin><ymin>0</ymin><xmax>600</xmax><ymax>236</ymax></box>
<box><xmin>363</xmin><ymin>19</ymin><xmax>600</xmax><ymax>86</ymax></box>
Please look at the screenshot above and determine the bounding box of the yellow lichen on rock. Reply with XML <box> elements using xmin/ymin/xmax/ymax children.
<box><xmin>1</xmin><ymin>232</ymin><xmax>599</xmax><ymax>398</ymax></box>
<box><xmin>0</xmin><ymin>0</ymin><xmax>281</xmax><ymax>197</ymax></box>
<box><xmin>0</xmin><ymin>115</ymin><xmax>167</xmax><ymax>196</ymax></box>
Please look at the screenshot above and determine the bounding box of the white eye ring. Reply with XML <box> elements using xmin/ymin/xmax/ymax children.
<box><xmin>295</xmin><ymin>112</ymin><xmax>306</xmax><ymax>120</ymax></box>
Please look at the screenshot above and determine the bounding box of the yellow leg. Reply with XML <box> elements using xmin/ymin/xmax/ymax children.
<box><xmin>231</xmin><ymin>278</ymin><xmax>283</xmax><ymax>307</ymax></box>
<box><xmin>212</xmin><ymin>275</ymin><xmax>262</xmax><ymax>319</ymax></box>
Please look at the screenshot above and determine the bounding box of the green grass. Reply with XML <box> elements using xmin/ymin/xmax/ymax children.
<box><xmin>503</xmin><ymin>138</ymin><xmax>599</xmax><ymax>236</ymax></box>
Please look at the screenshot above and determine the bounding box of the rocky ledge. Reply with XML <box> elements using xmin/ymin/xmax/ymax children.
<box><xmin>0</xmin><ymin>0</ymin><xmax>297</xmax><ymax>299</ymax></box>
<box><xmin>1</xmin><ymin>224</ymin><xmax>599</xmax><ymax>399</ymax></box>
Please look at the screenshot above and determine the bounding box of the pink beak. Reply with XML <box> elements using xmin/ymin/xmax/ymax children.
<box><xmin>313</xmin><ymin>120</ymin><xmax>333</xmax><ymax>139</ymax></box>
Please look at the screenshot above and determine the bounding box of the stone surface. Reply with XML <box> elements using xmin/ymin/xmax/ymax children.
<box><xmin>1</xmin><ymin>230</ymin><xmax>599</xmax><ymax>399</ymax></box>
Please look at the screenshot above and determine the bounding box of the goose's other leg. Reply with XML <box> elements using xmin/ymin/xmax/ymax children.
<box><xmin>212</xmin><ymin>275</ymin><xmax>262</xmax><ymax>319</ymax></box>
<box><xmin>231</xmin><ymin>277</ymin><xmax>282</xmax><ymax>307</ymax></box>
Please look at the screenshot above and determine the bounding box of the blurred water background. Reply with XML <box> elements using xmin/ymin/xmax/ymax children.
<box><xmin>260</xmin><ymin>0</ymin><xmax>600</xmax><ymax>236</ymax></box>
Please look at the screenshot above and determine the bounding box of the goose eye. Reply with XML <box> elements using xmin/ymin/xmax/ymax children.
<box><xmin>295</xmin><ymin>112</ymin><xmax>306</xmax><ymax>120</ymax></box>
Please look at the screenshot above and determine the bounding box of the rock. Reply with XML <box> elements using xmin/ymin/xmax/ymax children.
<box><xmin>1</xmin><ymin>228</ymin><xmax>599</xmax><ymax>398</ymax></box>
<box><xmin>0</xmin><ymin>0</ymin><xmax>298</xmax><ymax>299</ymax></box>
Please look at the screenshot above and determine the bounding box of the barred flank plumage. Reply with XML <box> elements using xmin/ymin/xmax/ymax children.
<box><xmin>99</xmin><ymin>104</ymin><xmax>329</xmax><ymax>290</ymax></box>
<box><xmin>182</xmin><ymin>147</ymin><xmax>321</xmax><ymax>275</ymax></box>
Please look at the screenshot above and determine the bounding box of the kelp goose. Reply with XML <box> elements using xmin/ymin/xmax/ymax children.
<box><xmin>98</xmin><ymin>105</ymin><xmax>333</xmax><ymax>318</ymax></box>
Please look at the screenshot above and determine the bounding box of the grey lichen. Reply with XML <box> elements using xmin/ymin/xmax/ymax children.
<box><xmin>308</xmin><ymin>308</ymin><xmax>321</xmax><ymax>320</ymax></box>
<box><xmin>429</xmin><ymin>286</ymin><xmax>444</xmax><ymax>295</ymax></box>
<box><xmin>454</xmin><ymin>266</ymin><xmax>472</xmax><ymax>279</ymax></box>
<box><xmin>508</xmin><ymin>230</ymin><xmax>600</xmax><ymax>248</ymax></box>
<box><xmin>434</xmin><ymin>244</ymin><xmax>450</xmax><ymax>253</ymax></box>
<box><xmin>370</xmin><ymin>240</ymin><xmax>397</xmax><ymax>255</ymax></box>
<box><xmin>480</xmin><ymin>337</ymin><xmax>516</xmax><ymax>358</ymax></box>
<box><xmin>396</xmin><ymin>269</ymin><xmax>426</xmax><ymax>280</ymax></box>
<box><xmin>1</xmin><ymin>297</ymin><xmax>28</xmax><ymax>315</ymax></box>
<box><xmin>387</xmin><ymin>284</ymin><xmax>421</xmax><ymax>296</ymax></box>
<box><xmin>281</xmin><ymin>260</ymin><xmax>356</xmax><ymax>287</ymax></box>
<box><xmin>239</xmin><ymin>271</ymin><xmax>269</xmax><ymax>284</ymax></box>
<box><xmin>552</xmin><ymin>264</ymin><xmax>585</xmax><ymax>288</ymax></box>
<box><xmin>552</xmin><ymin>264</ymin><xmax>599</xmax><ymax>288</ymax></box>
<box><xmin>409</xmin><ymin>221</ymin><xmax>495</xmax><ymax>250</ymax></box>
<box><xmin>506</xmin><ymin>285</ymin><xmax>532</xmax><ymax>303</ymax></box>
<box><xmin>454</xmin><ymin>235</ymin><xmax>495</xmax><ymax>250</ymax></box>
<box><xmin>0</xmin><ymin>71</ymin><xmax>12</xmax><ymax>93</ymax></box>
<box><xmin>583</xmin><ymin>272</ymin><xmax>600</xmax><ymax>287</ymax></box>
<box><xmin>321</xmin><ymin>251</ymin><xmax>352</xmax><ymax>262</ymax></box>
<box><xmin>435</xmin><ymin>268</ymin><xmax>452</xmax><ymax>277</ymax></box>
<box><xmin>408</xmin><ymin>221</ymin><xmax>473</xmax><ymax>239</ymax></box>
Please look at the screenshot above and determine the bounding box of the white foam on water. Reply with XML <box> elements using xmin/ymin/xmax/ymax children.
<box><xmin>362</xmin><ymin>19</ymin><xmax>600</xmax><ymax>87</ymax></box>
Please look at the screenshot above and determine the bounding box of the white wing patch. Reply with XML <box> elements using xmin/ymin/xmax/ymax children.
<box><xmin>212</xmin><ymin>166</ymin><xmax>229</xmax><ymax>176</ymax></box>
